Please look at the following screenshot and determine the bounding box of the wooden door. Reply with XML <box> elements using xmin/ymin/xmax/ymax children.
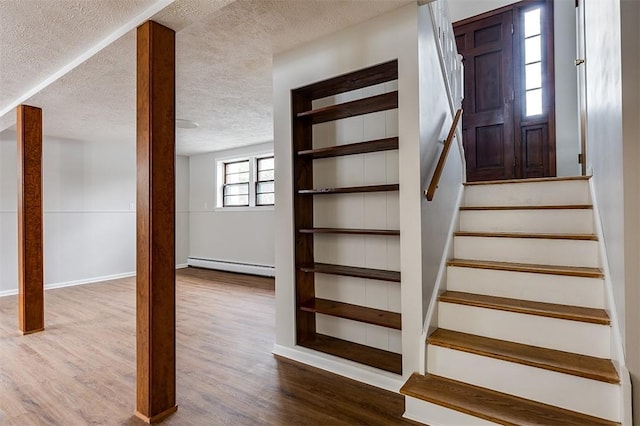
<box><xmin>455</xmin><ymin>11</ymin><xmax>515</xmax><ymax>182</ymax></box>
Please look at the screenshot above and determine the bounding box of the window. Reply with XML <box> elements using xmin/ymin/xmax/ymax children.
<box><xmin>256</xmin><ymin>156</ymin><xmax>274</xmax><ymax>206</ymax></box>
<box><xmin>223</xmin><ymin>160</ymin><xmax>250</xmax><ymax>207</ymax></box>
<box><xmin>218</xmin><ymin>154</ymin><xmax>274</xmax><ymax>208</ymax></box>
<box><xmin>523</xmin><ymin>7</ymin><xmax>543</xmax><ymax>117</ymax></box>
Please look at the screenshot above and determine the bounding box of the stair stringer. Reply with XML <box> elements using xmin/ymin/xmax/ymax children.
<box><xmin>418</xmin><ymin>184</ymin><xmax>464</xmax><ymax>375</ymax></box>
<box><xmin>588</xmin><ymin>177</ymin><xmax>632</xmax><ymax>425</ymax></box>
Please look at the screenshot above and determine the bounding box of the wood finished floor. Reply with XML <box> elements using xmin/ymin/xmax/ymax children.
<box><xmin>0</xmin><ymin>267</ymin><xmax>411</xmax><ymax>425</ymax></box>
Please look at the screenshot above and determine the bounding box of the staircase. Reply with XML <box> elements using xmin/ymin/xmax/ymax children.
<box><xmin>401</xmin><ymin>176</ymin><xmax>623</xmax><ymax>425</ymax></box>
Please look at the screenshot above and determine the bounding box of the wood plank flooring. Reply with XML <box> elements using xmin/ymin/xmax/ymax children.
<box><xmin>0</xmin><ymin>267</ymin><xmax>412</xmax><ymax>425</ymax></box>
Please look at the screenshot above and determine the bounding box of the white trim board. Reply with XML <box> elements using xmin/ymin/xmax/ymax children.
<box><xmin>0</xmin><ymin>270</ymin><xmax>135</xmax><ymax>298</ymax></box>
<box><xmin>0</xmin><ymin>264</ymin><xmax>190</xmax><ymax>298</ymax></box>
<box><xmin>188</xmin><ymin>257</ymin><xmax>275</xmax><ymax>277</ymax></box>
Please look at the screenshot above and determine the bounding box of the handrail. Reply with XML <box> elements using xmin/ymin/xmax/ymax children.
<box><xmin>425</xmin><ymin>108</ymin><xmax>462</xmax><ymax>201</ymax></box>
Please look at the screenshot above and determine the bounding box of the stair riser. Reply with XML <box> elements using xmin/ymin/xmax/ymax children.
<box><xmin>454</xmin><ymin>236</ymin><xmax>599</xmax><ymax>268</ymax></box>
<box><xmin>438</xmin><ymin>302</ymin><xmax>611</xmax><ymax>358</ymax></box>
<box><xmin>427</xmin><ymin>345</ymin><xmax>621</xmax><ymax>422</ymax></box>
<box><xmin>447</xmin><ymin>266</ymin><xmax>605</xmax><ymax>309</ymax></box>
<box><xmin>404</xmin><ymin>396</ymin><xmax>499</xmax><ymax>426</ymax></box>
<box><xmin>459</xmin><ymin>210</ymin><xmax>594</xmax><ymax>234</ymax></box>
<box><xmin>464</xmin><ymin>180</ymin><xmax>590</xmax><ymax>207</ymax></box>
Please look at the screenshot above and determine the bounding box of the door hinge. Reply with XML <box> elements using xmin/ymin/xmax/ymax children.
<box><xmin>511</xmin><ymin>24</ymin><xmax>514</xmax><ymax>35</ymax></box>
<box><xmin>578</xmin><ymin>153</ymin><xmax>583</xmax><ymax>164</ymax></box>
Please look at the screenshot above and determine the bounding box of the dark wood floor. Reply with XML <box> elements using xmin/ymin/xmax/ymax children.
<box><xmin>0</xmin><ymin>267</ymin><xmax>413</xmax><ymax>425</ymax></box>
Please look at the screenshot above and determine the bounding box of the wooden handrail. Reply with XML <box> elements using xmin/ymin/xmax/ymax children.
<box><xmin>425</xmin><ymin>108</ymin><xmax>462</xmax><ymax>201</ymax></box>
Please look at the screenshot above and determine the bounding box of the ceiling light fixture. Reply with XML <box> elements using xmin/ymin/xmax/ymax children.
<box><xmin>176</xmin><ymin>119</ymin><xmax>199</xmax><ymax>129</ymax></box>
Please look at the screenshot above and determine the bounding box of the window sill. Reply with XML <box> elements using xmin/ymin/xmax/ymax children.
<box><xmin>214</xmin><ymin>206</ymin><xmax>275</xmax><ymax>213</ymax></box>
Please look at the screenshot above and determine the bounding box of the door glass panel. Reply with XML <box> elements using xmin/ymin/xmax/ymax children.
<box><xmin>525</xmin><ymin>62</ymin><xmax>542</xmax><ymax>89</ymax></box>
<box><xmin>524</xmin><ymin>35</ymin><xmax>541</xmax><ymax>63</ymax></box>
<box><xmin>526</xmin><ymin>88</ymin><xmax>543</xmax><ymax>116</ymax></box>
<box><xmin>524</xmin><ymin>8</ymin><xmax>541</xmax><ymax>37</ymax></box>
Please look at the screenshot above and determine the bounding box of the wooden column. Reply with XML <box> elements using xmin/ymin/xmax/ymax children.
<box><xmin>135</xmin><ymin>20</ymin><xmax>177</xmax><ymax>424</ymax></box>
<box><xmin>16</xmin><ymin>105</ymin><xmax>44</xmax><ymax>335</ymax></box>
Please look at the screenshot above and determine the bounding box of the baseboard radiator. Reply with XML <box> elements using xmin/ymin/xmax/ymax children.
<box><xmin>187</xmin><ymin>257</ymin><xmax>275</xmax><ymax>277</ymax></box>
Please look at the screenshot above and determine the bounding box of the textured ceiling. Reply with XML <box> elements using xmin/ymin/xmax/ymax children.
<box><xmin>0</xmin><ymin>0</ymin><xmax>159</xmax><ymax>114</ymax></box>
<box><xmin>0</xmin><ymin>0</ymin><xmax>412</xmax><ymax>156</ymax></box>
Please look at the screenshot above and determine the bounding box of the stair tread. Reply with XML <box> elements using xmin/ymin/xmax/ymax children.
<box><xmin>447</xmin><ymin>259</ymin><xmax>604</xmax><ymax>278</ymax></box>
<box><xmin>429</xmin><ymin>329</ymin><xmax>619</xmax><ymax>383</ymax></box>
<box><xmin>455</xmin><ymin>231</ymin><xmax>598</xmax><ymax>241</ymax></box>
<box><xmin>460</xmin><ymin>204</ymin><xmax>593</xmax><ymax>211</ymax></box>
<box><xmin>439</xmin><ymin>291</ymin><xmax>610</xmax><ymax>325</ymax></box>
<box><xmin>400</xmin><ymin>373</ymin><xmax>619</xmax><ymax>426</ymax></box>
<box><xmin>464</xmin><ymin>176</ymin><xmax>591</xmax><ymax>186</ymax></box>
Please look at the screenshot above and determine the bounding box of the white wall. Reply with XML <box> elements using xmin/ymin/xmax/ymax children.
<box><xmin>621</xmin><ymin>0</ymin><xmax>640</xmax><ymax>420</ymax></box>
<box><xmin>273</xmin><ymin>3</ymin><xmax>424</xmax><ymax>387</ymax></box>
<box><xmin>448</xmin><ymin>0</ymin><xmax>581</xmax><ymax>176</ymax></box>
<box><xmin>0</xmin><ymin>129</ymin><xmax>189</xmax><ymax>296</ymax></box>
<box><xmin>188</xmin><ymin>142</ymin><xmax>275</xmax><ymax>268</ymax></box>
<box><xmin>583</xmin><ymin>0</ymin><xmax>625</xmax><ymax>334</ymax></box>
<box><xmin>418</xmin><ymin>4</ymin><xmax>464</xmax><ymax>319</ymax></box>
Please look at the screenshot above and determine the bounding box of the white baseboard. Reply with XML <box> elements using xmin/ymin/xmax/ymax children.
<box><xmin>0</xmin><ymin>265</ymin><xmax>189</xmax><ymax>298</ymax></box>
<box><xmin>188</xmin><ymin>257</ymin><xmax>275</xmax><ymax>277</ymax></box>
<box><xmin>272</xmin><ymin>343</ymin><xmax>403</xmax><ymax>393</ymax></box>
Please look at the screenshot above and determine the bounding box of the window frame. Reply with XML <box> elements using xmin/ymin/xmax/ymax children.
<box><xmin>222</xmin><ymin>159</ymin><xmax>251</xmax><ymax>207</ymax></box>
<box><xmin>216</xmin><ymin>153</ymin><xmax>275</xmax><ymax>210</ymax></box>
<box><xmin>255</xmin><ymin>155</ymin><xmax>275</xmax><ymax>207</ymax></box>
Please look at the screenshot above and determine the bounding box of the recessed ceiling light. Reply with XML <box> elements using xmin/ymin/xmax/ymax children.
<box><xmin>176</xmin><ymin>119</ymin><xmax>199</xmax><ymax>129</ymax></box>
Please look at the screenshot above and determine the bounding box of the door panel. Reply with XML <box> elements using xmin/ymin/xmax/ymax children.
<box><xmin>456</xmin><ymin>11</ymin><xmax>515</xmax><ymax>181</ymax></box>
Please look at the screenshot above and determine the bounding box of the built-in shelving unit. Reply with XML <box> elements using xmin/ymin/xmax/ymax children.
<box><xmin>292</xmin><ymin>60</ymin><xmax>402</xmax><ymax>374</ymax></box>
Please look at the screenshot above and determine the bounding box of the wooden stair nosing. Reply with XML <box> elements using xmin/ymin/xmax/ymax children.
<box><xmin>400</xmin><ymin>373</ymin><xmax>620</xmax><ymax>426</ymax></box>
<box><xmin>447</xmin><ymin>259</ymin><xmax>604</xmax><ymax>278</ymax></box>
<box><xmin>454</xmin><ymin>231</ymin><xmax>598</xmax><ymax>241</ymax></box>
<box><xmin>439</xmin><ymin>291</ymin><xmax>610</xmax><ymax>325</ymax></box>
<box><xmin>460</xmin><ymin>204</ymin><xmax>593</xmax><ymax>211</ymax></box>
<box><xmin>300</xmin><ymin>298</ymin><xmax>401</xmax><ymax>330</ymax></box>
<box><xmin>428</xmin><ymin>329</ymin><xmax>619</xmax><ymax>384</ymax></box>
<box><xmin>463</xmin><ymin>175</ymin><xmax>591</xmax><ymax>186</ymax></box>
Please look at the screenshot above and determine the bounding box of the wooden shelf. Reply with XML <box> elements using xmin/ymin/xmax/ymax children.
<box><xmin>301</xmin><ymin>298</ymin><xmax>401</xmax><ymax>330</ymax></box>
<box><xmin>299</xmin><ymin>263</ymin><xmax>400</xmax><ymax>283</ymax></box>
<box><xmin>297</xmin><ymin>92</ymin><xmax>398</xmax><ymax>124</ymax></box>
<box><xmin>298</xmin><ymin>184</ymin><xmax>399</xmax><ymax>195</ymax></box>
<box><xmin>299</xmin><ymin>333</ymin><xmax>402</xmax><ymax>374</ymax></box>
<box><xmin>297</xmin><ymin>137</ymin><xmax>398</xmax><ymax>159</ymax></box>
<box><xmin>299</xmin><ymin>228</ymin><xmax>399</xmax><ymax>236</ymax></box>
<box><xmin>294</xmin><ymin>60</ymin><xmax>398</xmax><ymax>100</ymax></box>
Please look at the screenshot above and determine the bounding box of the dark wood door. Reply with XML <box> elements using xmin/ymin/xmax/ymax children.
<box><xmin>455</xmin><ymin>11</ymin><xmax>515</xmax><ymax>182</ymax></box>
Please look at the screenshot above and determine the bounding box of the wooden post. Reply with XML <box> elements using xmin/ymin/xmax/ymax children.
<box><xmin>16</xmin><ymin>105</ymin><xmax>44</xmax><ymax>335</ymax></box>
<box><xmin>135</xmin><ymin>20</ymin><xmax>177</xmax><ymax>424</ymax></box>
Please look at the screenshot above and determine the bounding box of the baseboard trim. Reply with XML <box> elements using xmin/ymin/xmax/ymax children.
<box><xmin>0</xmin><ymin>265</ymin><xmax>188</xmax><ymax>298</ymax></box>
<box><xmin>272</xmin><ymin>343</ymin><xmax>403</xmax><ymax>393</ymax></box>
<box><xmin>188</xmin><ymin>257</ymin><xmax>275</xmax><ymax>277</ymax></box>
